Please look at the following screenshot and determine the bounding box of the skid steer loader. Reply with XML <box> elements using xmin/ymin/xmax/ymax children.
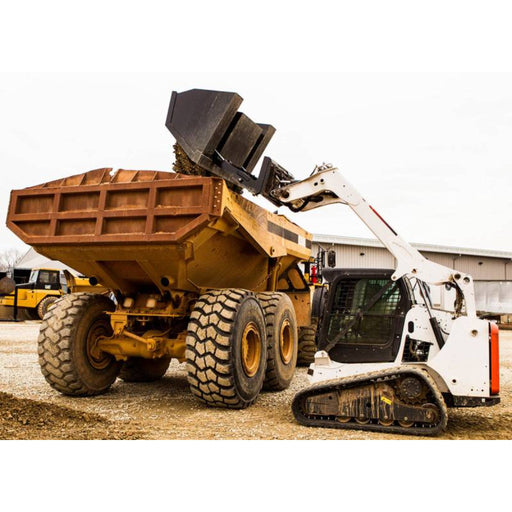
<box><xmin>270</xmin><ymin>165</ymin><xmax>500</xmax><ymax>435</ymax></box>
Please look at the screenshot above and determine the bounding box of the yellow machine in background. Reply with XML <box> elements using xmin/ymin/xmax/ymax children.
<box><xmin>0</xmin><ymin>268</ymin><xmax>106</xmax><ymax>320</ymax></box>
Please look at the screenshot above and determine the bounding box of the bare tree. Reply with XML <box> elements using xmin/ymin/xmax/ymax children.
<box><xmin>0</xmin><ymin>248</ymin><xmax>25</xmax><ymax>271</ymax></box>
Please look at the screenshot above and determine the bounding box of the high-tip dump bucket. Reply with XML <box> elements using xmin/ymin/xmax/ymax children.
<box><xmin>166</xmin><ymin>89</ymin><xmax>275</xmax><ymax>174</ymax></box>
<box><xmin>166</xmin><ymin>89</ymin><xmax>296</xmax><ymax>204</ymax></box>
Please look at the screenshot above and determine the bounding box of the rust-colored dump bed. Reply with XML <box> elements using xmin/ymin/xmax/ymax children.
<box><xmin>8</xmin><ymin>168</ymin><xmax>222</xmax><ymax>245</ymax></box>
<box><xmin>7</xmin><ymin>169</ymin><xmax>311</xmax><ymax>294</ymax></box>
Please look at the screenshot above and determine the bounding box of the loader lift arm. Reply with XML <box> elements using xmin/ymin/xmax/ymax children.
<box><xmin>269</xmin><ymin>164</ymin><xmax>477</xmax><ymax>318</ymax></box>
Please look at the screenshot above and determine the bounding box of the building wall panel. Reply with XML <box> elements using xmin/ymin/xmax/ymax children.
<box><xmin>312</xmin><ymin>243</ymin><xmax>395</xmax><ymax>269</ymax></box>
<box><xmin>454</xmin><ymin>256</ymin><xmax>506</xmax><ymax>280</ymax></box>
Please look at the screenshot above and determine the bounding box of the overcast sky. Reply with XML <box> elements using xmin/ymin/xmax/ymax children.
<box><xmin>1</xmin><ymin>72</ymin><xmax>511</xmax><ymax>253</ymax></box>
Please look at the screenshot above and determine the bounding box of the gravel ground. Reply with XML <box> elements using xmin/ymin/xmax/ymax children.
<box><xmin>1</xmin><ymin>321</ymin><xmax>511</xmax><ymax>440</ymax></box>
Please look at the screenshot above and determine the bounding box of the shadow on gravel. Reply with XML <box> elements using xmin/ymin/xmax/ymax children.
<box><xmin>112</xmin><ymin>374</ymin><xmax>191</xmax><ymax>399</ymax></box>
<box><xmin>0</xmin><ymin>391</ymin><xmax>145</xmax><ymax>440</ymax></box>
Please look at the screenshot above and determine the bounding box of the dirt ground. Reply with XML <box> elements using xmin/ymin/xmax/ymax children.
<box><xmin>1</xmin><ymin>321</ymin><xmax>511</xmax><ymax>440</ymax></box>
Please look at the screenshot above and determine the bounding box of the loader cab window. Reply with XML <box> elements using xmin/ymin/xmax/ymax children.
<box><xmin>29</xmin><ymin>270</ymin><xmax>38</xmax><ymax>284</ymax></box>
<box><xmin>31</xmin><ymin>270</ymin><xmax>61</xmax><ymax>291</ymax></box>
<box><xmin>320</xmin><ymin>275</ymin><xmax>410</xmax><ymax>363</ymax></box>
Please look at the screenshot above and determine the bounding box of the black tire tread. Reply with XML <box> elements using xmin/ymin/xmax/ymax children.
<box><xmin>37</xmin><ymin>293</ymin><xmax>117</xmax><ymax>396</ymax></box>
<box><xmin>257</xmin><ymin>292</ymin><xmax>297</xmax><ymax>391</ymax></box>
<box><xmin>37</xmin><ymin>295</ymin><xmax>59</xmax><ymax>320</ymax></box>
<box><xmin>297</xmin><ymin>325</ymin><xmax>317</xmax><ymax>366</ymax></box>
<box><xmin>186</xmin><ymin>288</ymin><xmax>263</xmax><ymax>409</ymax></box>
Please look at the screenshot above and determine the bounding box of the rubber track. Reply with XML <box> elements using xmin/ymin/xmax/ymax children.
<box><xmin>38</xmin><ymin>293</ymin><xmax>113</xmax><ymax>396</ymax></box>
<box><xmin>257</xmin><ymin>292</ymin><xmax>294</xmax><ymax>390</ymax></box>
<box><xmin>297</xmin><ymin>325</ymin><xmax>317</xmax><ymax>366</ymax></box>
<box><xmin>292</xmin><ymin>366</ymin><xmax>448</xmax><ymax>436</ymax></box>
<box><xmin>186</xmin><ymin>289</ymin><xmax>263</xmax><ymax>408</ymax></box>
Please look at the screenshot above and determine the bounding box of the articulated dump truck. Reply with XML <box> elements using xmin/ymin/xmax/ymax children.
<box><xmin>6</xmin><ymin>89</ymin><xmax>315</xmax><ymax>408</ymax></box>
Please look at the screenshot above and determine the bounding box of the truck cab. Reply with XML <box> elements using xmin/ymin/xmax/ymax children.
<box><xmin>27</xmin><ymin>268</ymin><xmax>63</xmax><ymax>291</ymax></box>
<box><xmin>0</xmin><ymin>268</ymin><xmax>64</xmax><ymax>320</ymax></box>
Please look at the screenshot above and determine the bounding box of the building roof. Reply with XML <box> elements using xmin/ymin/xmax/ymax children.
<box><xmin>313</xmin><ymin>234</ymin><xmax>512</xmax><ymax>260</ymax></box>
<box><xmin>17</xmin><ymin>248</ymin><xmax>79</xmax><ymax>274</ymax></box>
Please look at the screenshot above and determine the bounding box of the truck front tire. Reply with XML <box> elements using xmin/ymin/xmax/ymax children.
<box><xmin>38</xmin><ymin>293</ymin><xmax>121</xmax><ymax>396</ymax></box>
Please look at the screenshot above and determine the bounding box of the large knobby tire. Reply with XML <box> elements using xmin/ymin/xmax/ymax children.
<box><xmin>257</xmin><ymin>292</ymin><xmax>298</xmax><ymax>391</ymax></box>
<box><xmin>119</xmin><ymin>357</ymin><xmax>171</xmax><ymax>382</ymax></box>
<box><xmin>297</xmin><ymin>325</ymin><xmax>317</xmax><ymax>366</ymax></box>
<box><xmin>38</xmin><ymin>293</ymin><xmax>121</xmax><ymax>396</ymax></box>
<box><xmin>186</xmin><ymin>289</ymin><xmax>267</xmax><ymax>409</ymax></box>
<box><xmin>311</xmin><ymin>286</ymin><xmax>327</xmax><ymax>324</ymax></box>
<box><xmin>37</xmin><ymin>295</ymin><xmax>59</xmax><ymax>320</ymax></box>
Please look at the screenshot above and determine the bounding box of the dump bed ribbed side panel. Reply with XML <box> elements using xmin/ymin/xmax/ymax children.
<box><xmin>7</xmin><ymin>170</ymin><xmax>223</xmax><ymax>245</ymax></box>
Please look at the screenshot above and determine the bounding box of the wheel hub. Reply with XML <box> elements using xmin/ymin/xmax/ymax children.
<box><xmin>86</xmin><ymin>321</ymin><xmax>112</xmax><ymax>370</ymax></box>
<box><xmin>241</xmin><ymin>322</ymin><xmax>262</xmax><ymax>378</ymax></box>
<box><xmin>279</xmin><ymin>319</ymin><xmax>293</xmax><ymax>365</ymax></box>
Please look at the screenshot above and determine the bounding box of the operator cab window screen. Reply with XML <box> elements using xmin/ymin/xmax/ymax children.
<box><xmin>38</xmin><ymin>270</ymin><xmax>59</xmax><ymax>285</ymax></box>
<box><xmin>326</xmin><ymin>278</ymin><xmax>402</xmax><ymax>347</ymax></box>
<box><xmin>32</xmin><ymin>270</ymin><xmax>61</xmax><ymax>290</ymax></box>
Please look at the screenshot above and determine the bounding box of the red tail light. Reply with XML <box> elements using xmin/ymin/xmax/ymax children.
<box><xmin>311</xmin><ymin>265</ymin><xmax>318</xmax><ymax>284</ymax></box>
<box><xmin>489</xmin><ymin>323</ymin><xmax>500</xmax><ymax>395</ymax></box>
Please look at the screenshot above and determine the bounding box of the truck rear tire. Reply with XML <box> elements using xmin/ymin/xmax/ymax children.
<box><xmin>186</xmin><ymin>289</ymin><xmax>267</xmax><ymax>409</ymax></box>
<box><xmin>38</xmin><ymin>293</ymin><xmax>121</xmax><ymax>396</ymax></box>
<box><xmin>37</xmin><ymin>295</ymin><xmax>59</xmax><ymax>320</ymax></box>
<box><xmin>257</xmin><ymin>292</ymin><xmax>298</xmax><ymax>391</ymax></box>
<box><xmin>297</xmin><ymin>325</ymin><xmax>317</xmax><ymax>366</ymax></box>
<box><xmin>119</xmin><ymin>357</ymin><xmax>171</xmax><ymax>382</ymax></box>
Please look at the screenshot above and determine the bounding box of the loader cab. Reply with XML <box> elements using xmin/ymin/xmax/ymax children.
<box><xmin>318</xmin><ymin>269</ymin><xmax>414</xmax><ymax>364</ymax></box>
<box><xmin>28</xmin><ymin>269</ymin><xmax>62</xmax><ymax>291</ymax></box>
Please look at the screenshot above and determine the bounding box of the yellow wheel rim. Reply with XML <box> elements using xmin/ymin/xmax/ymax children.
<box><xmin>241</xmin><ymin>322</ymin><xmax>262</xmax><ymax>378</ymax></box>
<box><xmin>279</xmin><ymin>319</ymin><xmax>293</xmax><ymax>365</ymax></box>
